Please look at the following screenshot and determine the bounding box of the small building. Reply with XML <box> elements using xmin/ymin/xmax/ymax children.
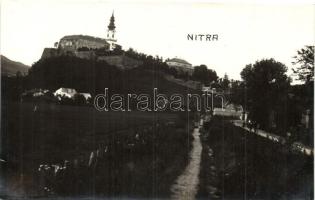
<box><xmin>166</xmin><ymin>58</ymin><xmax>194</xmax><ymax>75</ymax></box>
<box><xmin>202</xmin><ymin>86</ymin><xmax>211</xmax><ymax>92</ymax></box>
<box><xmin>225</xmin><ymin>104</ymin><xmax>243</xmax><ymax>112</ymax></box>
<box><xmin>54</xmin><ymin>88</ymin><xmax>77</xmax><ymax>99</ymax></box>
<box><xmin>21</xmin><ymin>89</ymin><xmax>49</xmax><ymax>100</ymax></box>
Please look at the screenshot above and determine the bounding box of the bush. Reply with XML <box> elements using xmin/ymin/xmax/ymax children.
<box><xmin>73</xmin><ymin>93</ymin><xmax>87</xmax><ymax>105</ymax></box>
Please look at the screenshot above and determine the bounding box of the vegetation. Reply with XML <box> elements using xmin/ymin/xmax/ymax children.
<box><xmin>25</xmin><ymin>55</ymin><xmax>197</xmax><ymax>96</ymax></box>
<box><xmin>197</xmin><ymin>116</ymin><xmax>313</xmax><ymax>199</ymax></box>
<box><xmin>1</xmin><ymin>43</ymin><xmax>313</xmax><ymax>198</ymax></box>
<box><xmin>240</xmin><ymin>59</ymin><xmax>291</xmax><ymax>132</ymax></box>
<box><xmin>292</xmin><ymin>46</ymin><xmax>314</xmax><ymax>83</ymax></box>
<box><xmin>2</xmin><ymin>102</ymin><xmax>194</xmax><ymax>197</ymax></box>
<box><xmin>192</xmin><ymin>65</ymin><xmax>218</xmax><ymax>86</ymax></box>
<box><xmin>0</xmin><ymin>55</ymin><xmax>29</xmax><ymax>76</ymax></box>
<box><xmin>224</xmin><ymin>47</ymin><xmax>314</xmax><ymax>141</ymax></box>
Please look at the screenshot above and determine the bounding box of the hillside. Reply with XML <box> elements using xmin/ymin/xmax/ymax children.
<box><xmin>1</xmin><ymin>55</ymin><xmax>30</xmax><ymax>76</ymax></box>
<box><xmin>27</xmin><ymin>56</ymin><xmax>198</xmax><ymax>96</ymax></box>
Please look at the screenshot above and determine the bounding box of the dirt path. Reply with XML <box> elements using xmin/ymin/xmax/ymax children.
<box><xmin>171</xmin><ymin>121</ymin><xmax>203</xmax><ymax>200</ymax></box>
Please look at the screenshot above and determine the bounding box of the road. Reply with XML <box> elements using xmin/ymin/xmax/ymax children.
<box><xmin>232</xmin><ymin>120</ymin><xmax>313</xmax><ymax>156</ymax></box>
<box><xmin>170</xmin><ymin>120</ymin><xmax>203</xmax><ymax>200</ymax></box>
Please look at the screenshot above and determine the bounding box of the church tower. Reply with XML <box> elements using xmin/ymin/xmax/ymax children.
<box><xmin>107</xmin><ymin>12</ymin><xmax>117</xmax><ymax>51</ymax></box>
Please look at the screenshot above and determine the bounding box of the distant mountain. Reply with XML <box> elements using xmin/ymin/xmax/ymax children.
<box><xmin>1</xmin><ymin>55</ymin><xmax>30</xmax><ymax>76</ymax></box>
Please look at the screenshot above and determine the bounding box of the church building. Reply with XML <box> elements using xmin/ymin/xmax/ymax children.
<box><xmin>57</xmin><ymin>12</ymin><xmax>118</xmax><ymax>52</ymax></box>
<box><xmin>41</xmin><ymin>12</ymin><xmax>143</xmax><ymax>70</ymax></box>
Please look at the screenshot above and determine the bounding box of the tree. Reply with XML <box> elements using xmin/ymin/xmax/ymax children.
<box><xmin>73</xmin><ymin>93</ymin><xmax>87</xmax><ymax>105</ymax></box>
<box><xmin>221</xmin><ymin>73</ymin><xmax>230</xmax><ymax>90</ymax></box>
<box><xmin>292</xmin><ymin>46</ymin><xmax>314</xmax><ymax>83</ymax></box>
<box><xmin>241</xmin><ymin>59</ymin><xmax>291</xmax><ymax>132</ymax></box>
<box><xmin>230</xmin><ymin>80</ymin><xmax>245</xmax><ymax>106</ymax></box>
<box><xmin>169</xmin><ymin>67</ymin><xmax>178</xmax><ymax>78</ymax></box>
<box><xmin>192</xmin><ymin>65</ymin><xmax>218</xmax><ymax>85</ymax></box>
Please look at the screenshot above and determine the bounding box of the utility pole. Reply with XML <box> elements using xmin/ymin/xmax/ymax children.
<box><xmin>211</xmin><ymin>88</ymin><xmax>214</xmax><ymax>112</ymax></box>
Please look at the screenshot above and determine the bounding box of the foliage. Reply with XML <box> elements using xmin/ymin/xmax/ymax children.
<box><xmin>27</xmin><ymin>56</ymin><xmax>123</xmax><ymax>94</ymax></box>
<box><xmin>240</xmin><ymin>59</ymin><xmax>291</xmax><ymax>131</ymax></box>
<box><xmin>24</xmin><ymin>55</ymin><xmax>197</xmax><ymax>105</ymax></box>
<box><xmin>219</xmin><ymin>73</ymin><xmax>230</xmax><ymax>90</ymax></box>
<box><xmin>59</xmin><ymin>96</ymin><xmax>74</xmax><ymax>105</ymax></box>
<box><xmin>292</xmin><ymin>46</ymin><xmax>314</xmax><ymax>83</ymax></box>
<box><xmin>229</xmin><ymin>80</ymin><xmax>245</xmax><ymax>106</ymax></box>
<box><xmin>73</xmin><ymin>93</ymin><xmax>87</xmax><ymax>105</ymax></box>
<box><xmin>192</xmin><ymin>65</ymin><xmax>218</xmax><ymax>85</ymax></box>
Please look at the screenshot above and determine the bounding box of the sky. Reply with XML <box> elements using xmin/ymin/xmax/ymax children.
<box><xmin>1</xmin><ymin>0</ymin><xmax>314</xmax><ymax>80</ymax></box>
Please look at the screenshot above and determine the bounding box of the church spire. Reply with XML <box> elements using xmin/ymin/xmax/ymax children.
<box><xmin>106</xmin><ymin>11</ymin><xmax>117</xmax><ymax>51</ymax></box>
<box><xmin>108</xmin><ymin>11</ymin><xmax>116</xmax><ymax>30</ymax></box>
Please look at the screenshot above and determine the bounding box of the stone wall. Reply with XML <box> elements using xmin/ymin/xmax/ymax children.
<box><xmin>41</xmin><ymin>48</ymin><xmax>74</xmax><ymax>59</ymax></box>
<box><xmin>74</xmin><ymin>51</ymin><xmax>96</xmax><ymax>60</ymax></box>
<box><xmin>41</xmin><ymin>48</ymin><xmax>60</xmax><ymax>59</ymax></box>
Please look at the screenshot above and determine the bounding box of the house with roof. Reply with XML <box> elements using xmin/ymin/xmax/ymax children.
<box><xmin>54</xmin><ymin>88</ymin><xmax>77</xmax><ymax>99</ymax></box>
<box><xmin>166</xmin><ymin>57</ymin><xmax>194</xmax><ymax>75</ymax></box>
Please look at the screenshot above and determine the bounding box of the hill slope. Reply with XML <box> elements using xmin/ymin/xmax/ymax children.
<box><xmin>1</xmin><ymin>55</ymin><xmax>30</xmax><ymax>76</ymax></box>
<box><xmin>28</xmin><ymin>56</ymin><xmax>198</xmax><ymax>96</ymax></box>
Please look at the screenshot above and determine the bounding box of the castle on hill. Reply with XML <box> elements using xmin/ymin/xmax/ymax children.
<box><xmin>41</xmin><ymin>12</ymin><xmax>142</xmax><ymax>70</ymax></box>
<box><xmin>57</xmin><ymin>12</ymin><xmax>118</xmax><ymax>51</ymax></box>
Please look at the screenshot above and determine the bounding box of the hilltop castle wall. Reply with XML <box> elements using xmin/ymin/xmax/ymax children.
<box><xmin>41</xmin><ymin>48</ymin><xmax>74</xmax><ymax>59</ymax></box>
<box><xmin>41</xmin><ymin>48</ymin><xmax>59</xmax><ymax>59</ymax></box>
<box><xmin>41</xmin><ymin>48</ymin><xmax>142</xmax><ymax>70</ymax></box>
<box><xmin>74</xmin><ymin>51</ymin><xmax>96</xmax><ymax>60</ymax></box>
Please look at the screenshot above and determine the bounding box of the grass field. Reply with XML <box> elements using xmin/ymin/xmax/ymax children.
<box><xmin>1</xmin><ymin>102</ymin><xmax>194</xmax><ymax>198</ymax></box>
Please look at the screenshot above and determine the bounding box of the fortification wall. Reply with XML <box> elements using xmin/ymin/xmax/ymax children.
<box><xmin>74</xmin><ymin>51</ymin><xmax>96</xmax><ymax>60</ymax></box>
<box><xmin>41</xmin><ymin>48</ymin><xmax>59</xmax><ymax>59</ymax></box>
<box><xmin>41</xmin><ymin>48</ymin><xmax>75</xmax><ymax>59</ymax></box>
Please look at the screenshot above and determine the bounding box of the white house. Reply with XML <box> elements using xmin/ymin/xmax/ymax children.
<box><xmin>202</xmin><ymin>86</ymin><xmax>211</xmax><ymax>92</ymax></box>
<box><xmin>54</xmin><ymin>88</ymin><xmax>77</xmax><ymax>99</ymax></box>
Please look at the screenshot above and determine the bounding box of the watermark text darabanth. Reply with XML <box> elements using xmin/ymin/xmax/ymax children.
<box><xmin>94</xmin><ymin>88</ymin><xmax>223</xmax><ymax>112</ymax></box>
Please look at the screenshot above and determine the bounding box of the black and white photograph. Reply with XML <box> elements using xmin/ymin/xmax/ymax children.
<box><xmin>0</xmin><ymin>0</ymin><xmax>314</xmax><ymax>199</ymax></box>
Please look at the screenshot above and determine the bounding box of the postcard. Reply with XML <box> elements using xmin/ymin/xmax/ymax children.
<box><xmin>1</xmin><ymin>0</ymin><xmax>314</xmax><ymax>199</ymax></box>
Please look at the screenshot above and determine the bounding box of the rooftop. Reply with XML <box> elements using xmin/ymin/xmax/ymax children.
<box><xmin>60</xmin><ymin>35</ymin><xmax>109</xmax><ymax>44</ymax></box>
<box><xmin>167</xmin><ymin>58</ymin><xmax>191</xmax><ymax>65</ymax></box>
